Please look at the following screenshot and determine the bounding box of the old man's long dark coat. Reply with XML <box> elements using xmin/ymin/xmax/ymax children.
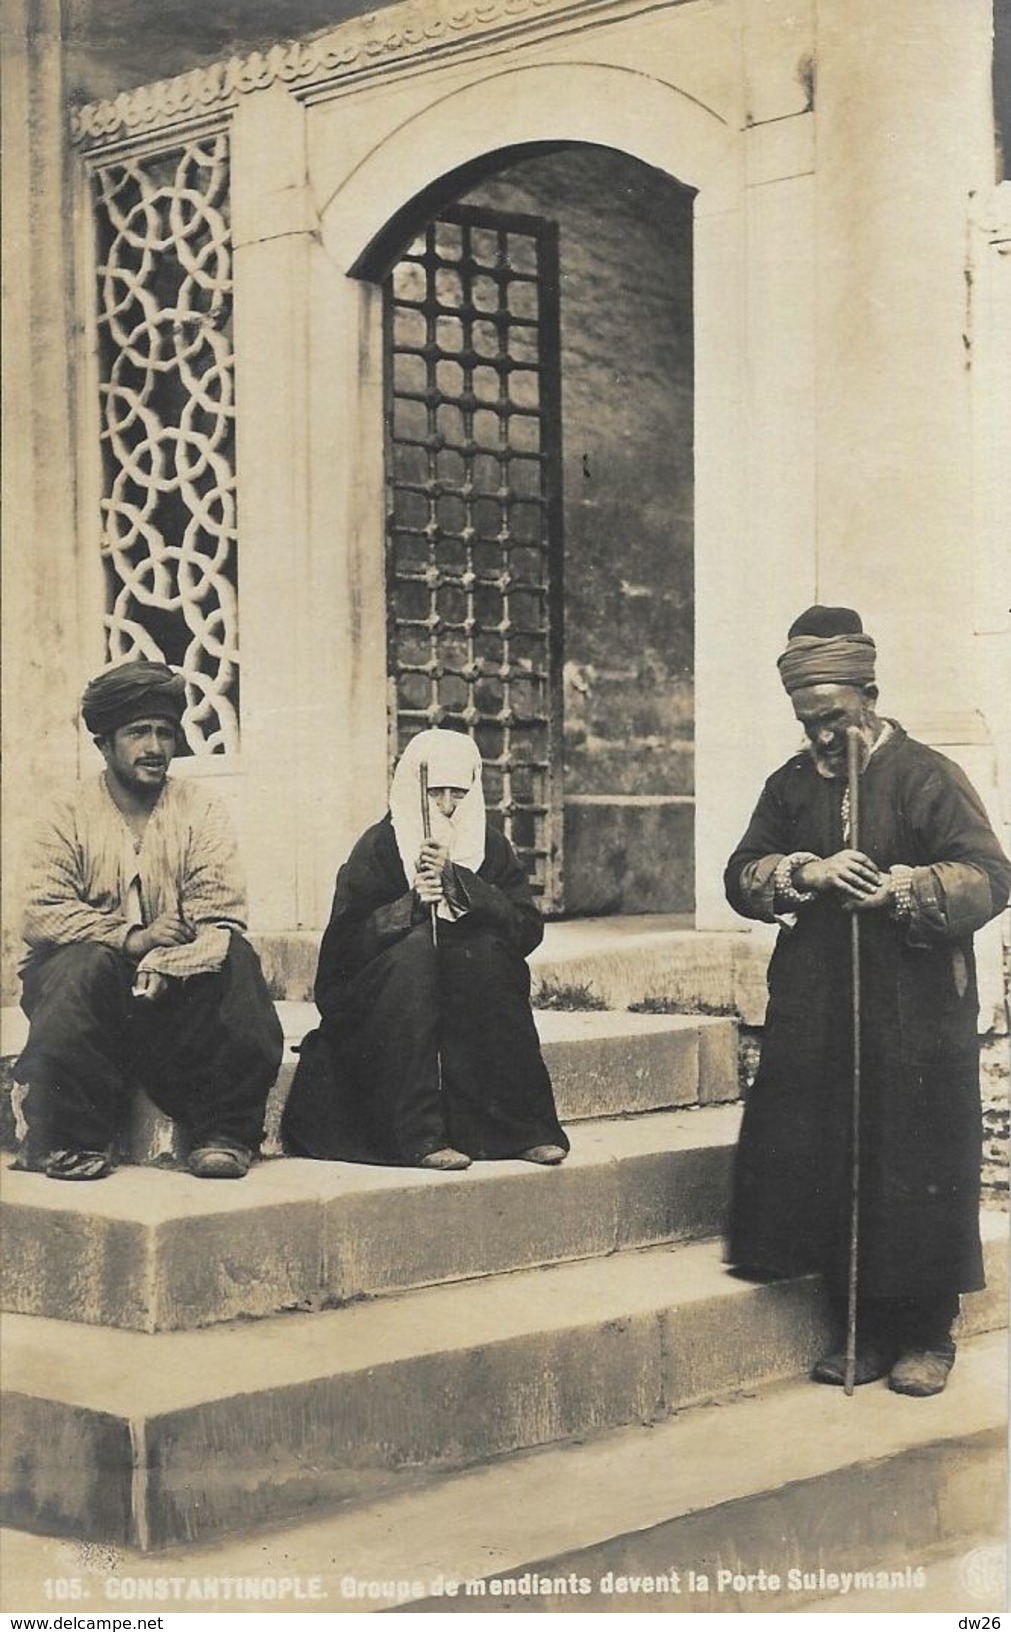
<box><xmin>725</xmin><ymin>725</ymin><xmax>1011</xmax><ymax>1300</ymax></box>
<box><xmin>281</xmin><ymin>815</ymin><xmax>568</xmax><ymax>1165</ymax></box>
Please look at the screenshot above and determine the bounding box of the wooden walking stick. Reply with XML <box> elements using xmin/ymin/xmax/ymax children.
<box><xmin>843</xmin><ymin>725</ymin><xmax>864</xmax><ymax>1397</ymax></box>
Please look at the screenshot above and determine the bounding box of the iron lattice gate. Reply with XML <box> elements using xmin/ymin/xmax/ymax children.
<box><xmin>384</xmin><ymin>204</ymin><xmax>563</xmax><ymax>906</ymax></box>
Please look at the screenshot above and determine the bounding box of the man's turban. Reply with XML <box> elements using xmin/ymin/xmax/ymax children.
<box><xmin>777</xmin><ymin>605</ymin><xmax>876</xmax><ymax>695</ymax></box>
<box><xmin>81</xmin><ymin>660</ymin><xmax>186</xmax><ymax>737</ymax></box>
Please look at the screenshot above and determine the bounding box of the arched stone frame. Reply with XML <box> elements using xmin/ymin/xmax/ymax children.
<box><xmin>301</xmin><ymin>60</ymin><xmax>746</xmax><ymax>928</ymax></box>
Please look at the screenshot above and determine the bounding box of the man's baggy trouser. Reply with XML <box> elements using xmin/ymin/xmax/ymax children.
<box><xmin>15</xmin><ymin>935</ymin><xmax>284</xmax><ymax>1158</ymax></box>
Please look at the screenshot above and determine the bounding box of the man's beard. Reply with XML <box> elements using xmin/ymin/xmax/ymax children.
<box><xmin>806</xmin><ymin>724</ymin><xmax>875</xmax><ymax>781</ymax></box>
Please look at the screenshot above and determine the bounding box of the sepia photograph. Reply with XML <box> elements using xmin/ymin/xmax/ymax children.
<box><xmin>1</xmin><ymin>0</ymin><xmax>1009</xmax><ymax>1618</ymax></box>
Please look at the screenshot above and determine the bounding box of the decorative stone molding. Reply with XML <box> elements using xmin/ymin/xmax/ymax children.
<box><xmin>71</xmin><ymin>0</ymin><xmax>633</xmax><ymax>150</ymax></box>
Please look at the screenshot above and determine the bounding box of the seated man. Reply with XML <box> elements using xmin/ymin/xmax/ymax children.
<box><xmin>282</xmin><ymin>725</ymin><xmax>569</xmax><ymax>1170</ymax></box>
<box><xmin>14</xmin><ymin>659</ymin><xmax>283</xmax><ymax>1180</ymax></box>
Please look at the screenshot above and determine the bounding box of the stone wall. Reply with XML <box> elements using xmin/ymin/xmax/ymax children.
<box><xmin>981</xmin><ymin>1033</ymin><xmax>1010</xmax><ymax>1208</ymax></box>
<box><xmin>461</xmin><ymin>147</ymin><xmax>694</xmax><ymax>913</ymax></box>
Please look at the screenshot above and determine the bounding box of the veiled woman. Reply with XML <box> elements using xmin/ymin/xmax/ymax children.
<box><xmin>281</xmin><ymin>728</ymin><xmax>568</xmax><ymax>1170</ymax></box>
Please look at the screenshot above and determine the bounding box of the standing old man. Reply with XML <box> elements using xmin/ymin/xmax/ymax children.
<box><xmin>14</xmin><ymin>660</ymin><xmax>283</xmax><ymax>1180</ymax></box>
<box><xmin>724</xmin><ymin>606</ymin><xmax>1010</xmax><ymax>1396</ymax></box>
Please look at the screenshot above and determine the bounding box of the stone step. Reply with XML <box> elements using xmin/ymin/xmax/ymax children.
<box><xmin>397</xmin><ymin>1336</ymin><xmax>1009</xmax><ymax>1615</ymax></box>
<box><xmin>1</xmin><ymin>1002</ymin><xmax>739</xmax><ymax>1158</ymax></box>
<box><xmin>271</xmin><ymin>1002</ymin><xmax>738</xmax><ymax>1128</ymax></box>
<box><xmin>0</xmin><ymin>1105</ymin><xmax>739</xmax><ymax>1331</ymax></box>
<box><xmin>2</xmin><ymin>1335</ymin><xmax>1003</xmax><ymax>1612</ymax></box>
<box><xmin>1</xmin><ymin>1217</ymin><xmax>1004</xmax><ymax>1551</ymax></box>
<box><xmin>252</xmin><ymin>917</ymin><xmax>774</xmax><ymax>1021</ymax></box>
<box><xmin>804</xmin><ymin>1542</ymin><xmax>1007</xmax><ymax>1613</ymax></box>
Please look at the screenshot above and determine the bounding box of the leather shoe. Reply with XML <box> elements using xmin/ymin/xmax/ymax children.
<box><xmin>811</xmin><ymin>1340</ymin><xmax>895</xmax><ymax>1386</ymax></box>
<box><xmin>888</xmin><ymin>1345</ymin><xmax>955</xmax><ymax>1397</ymax></box>
<box><xmin>519</xmin><ymin>1144</ymin><xmax>567</xmax><ymax>1165</ymax></box>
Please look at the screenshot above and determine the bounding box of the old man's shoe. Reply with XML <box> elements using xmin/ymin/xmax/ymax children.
<box><xmin>888</xmin><ymin>1343</ymin><xmax>955</xmax><ymax>1397</ymax></box>
<box><xmin>811</xmin><ymin>1340</ymin><xmax>895</xmax><ymax>1386</ymax></box>
<box><xmin>519</xmin><ymin>1144</ymin><xmax>567</xmax><ymax>1165</ymax></box>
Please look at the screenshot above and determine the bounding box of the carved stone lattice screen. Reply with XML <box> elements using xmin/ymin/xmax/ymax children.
<box><xmin>93</xmin><ymin>135</ymin><xmax>239</xmax><ymax>755</ymax></box>
<box><xmin>384</xmin><ymin>205</ymin><xmax>564</xmax><ymax>904</ymax></box>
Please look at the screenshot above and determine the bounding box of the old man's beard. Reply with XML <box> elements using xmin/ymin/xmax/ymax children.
<box><xmin>806</xmin><ymin>726</ymin><xmax>875</xmax><ymax>781</ymax></box>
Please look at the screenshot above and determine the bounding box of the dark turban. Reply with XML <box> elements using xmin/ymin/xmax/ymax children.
<box><xmin>81</xmin><ymin>660</ymin><xmax>186</xmax><ymax>737</ymax></box>
<box><xmin>774</xmin><ymin>607</ymin><xmax>875</xmax><ymax>695</ymax></box>
<box><xmin>777</xmin><ymin>605</ymin><xmax>876</xmax><ymax>695</ymax></box>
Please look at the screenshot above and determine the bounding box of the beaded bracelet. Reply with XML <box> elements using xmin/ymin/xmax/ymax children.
<box><xmin>888</xmin><ymin>866</ymin><xmax>915</xmax><ymax>920</ymax></box>
<box><xmin>773</xmin><ymin>851</ymin><xmax>820</xmax><ymax>907</ymax></box>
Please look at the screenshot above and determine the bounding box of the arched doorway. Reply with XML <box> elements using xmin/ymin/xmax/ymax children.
<box><xmin>373</xmin><ymin>143</ymin><xmax>695</xmax><ymax>913</ymax></box>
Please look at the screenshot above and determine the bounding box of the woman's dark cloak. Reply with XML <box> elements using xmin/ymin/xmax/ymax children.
<box><xmin>724</xmin><ymin>725</ymin><xmax>1011</xmax><ymax>1300</ymax></box>
<box><xmin>281</xmin><ymin>815</ymin><xmax>568</xmax><ymax>1164</ymax></box>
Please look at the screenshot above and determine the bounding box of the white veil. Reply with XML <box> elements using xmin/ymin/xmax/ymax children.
<box><xmin>390</xmin><ymin>729</ymin><xmax>486</xmax><ymax>915</ymax></box>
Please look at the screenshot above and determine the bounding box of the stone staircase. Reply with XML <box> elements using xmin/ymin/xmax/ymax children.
<box><xmin>1</xmin><ymin>920</ymin><xmax>1007</xmax><ymax>1612</ymax></box>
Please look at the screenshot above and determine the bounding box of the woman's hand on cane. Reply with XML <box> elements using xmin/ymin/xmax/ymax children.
<box><xmin>414</xmin><ymin>840</ymin><xmax>449</xmax><ymax>906</ymax></box>
<box><xmin>419</xmin><ymin>839</ymin><xmax>451</xmax><ymax>879</ymax></box>
<box><xmin>414</xmin><ymin>867</ymin><xmax>444</xmax><ymax>906</ymax></box>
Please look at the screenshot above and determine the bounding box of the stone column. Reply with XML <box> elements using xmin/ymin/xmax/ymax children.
<box><xmin>969</xmin><ymin>181</ymin><xmax>1011</xmax><ymax>821</ymax></box>
<box><xmin>307</xmin><ymin>103</ymin><xmax>420</xmax><ymax>924</ymax></box>
<box><xmin>231</xmin><ymin>83</ymin><xmax>322</xmax><ymax>931</ymax></box>
<box><xmin>693</xmin><ymin>189</ymin><xmax>749</xmax><ymax>932</ymax></box>
<box><xmin>1</xmin><ymin>0</ymin><xmax>82</xmax><ymax>998</ymax></box>
<box><xmin>695</xmin><ymin>92</ymin><xmax>818</xmax><ymax>927</ymax></box>
<box><xmin>813</xmin><ymin>0</ymin><xmax>995</xmax><ymax>719</ymax></box>
<box><xmin>814</xmin><ymin>0</ymin><xmax>1004</xmax><ymax>1025</ymax></box>
<box><xmin>303</xmin><ymin>232</ymin><xmax>390</xmax><ymax>919</ymax></box>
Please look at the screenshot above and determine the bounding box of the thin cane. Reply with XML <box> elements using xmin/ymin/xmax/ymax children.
<box><xmin>843</xmin><ymin>726</ymin><xmax>863</xmax><ymax>1397</ymax></box>
<box><xmin>419</xmin><ymin>760</ymin><xmax>444</xmax><ymax>1096</ymax></box>
<box><xmin>418</xmin><ymin>760</ymin><xmax>438</xmax><ymax>949</ymax></box>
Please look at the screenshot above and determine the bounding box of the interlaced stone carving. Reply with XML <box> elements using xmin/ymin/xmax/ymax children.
<box><xmin>94</xmin><ymin>137</ymin><xmax>239</xmax><ymax>755</ymax></box>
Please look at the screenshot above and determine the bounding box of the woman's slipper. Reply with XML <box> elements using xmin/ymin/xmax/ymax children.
<box><xmin>188</xmin><ymin>1142</ymin><xmax>252</xmax><ymax>1179</ymax></box>
<box><xmin>418</xmin><ymin>1147</ymin><xmax>472</xmax><ymax>1171</ymax></box>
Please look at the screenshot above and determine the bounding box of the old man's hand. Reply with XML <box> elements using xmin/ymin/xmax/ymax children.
<box><xmin>794</xmin><ymin>850</ymin><xmax>881</xmax><ymax>901</ymax></box>
<box><xmin>843</xmin><ymin>875</ymin><xmax>894</xmax><ymax>913</ymax></box>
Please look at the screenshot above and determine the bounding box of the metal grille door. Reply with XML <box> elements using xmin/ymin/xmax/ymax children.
<box><xmin>384</xmin><ymin>205</ymin><xmax>563</xmax><ymax>905</ymax></box>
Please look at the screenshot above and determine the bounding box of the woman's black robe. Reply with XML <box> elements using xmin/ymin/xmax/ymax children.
<box><xmin>281</xmin><ymin>816</ymin><xmax>568</xmax><ymax>1164</ymax></box>
<box><xmin>724</xmin><ymin>724</ymin><xmax>1011</xmax><ymax>1301</ymax></box>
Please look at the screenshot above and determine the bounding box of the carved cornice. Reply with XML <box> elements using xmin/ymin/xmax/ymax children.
<box><xmin>71</xmin><ymin>0</ymin><xmax>596</xmax><ymax>150</ymax></box>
